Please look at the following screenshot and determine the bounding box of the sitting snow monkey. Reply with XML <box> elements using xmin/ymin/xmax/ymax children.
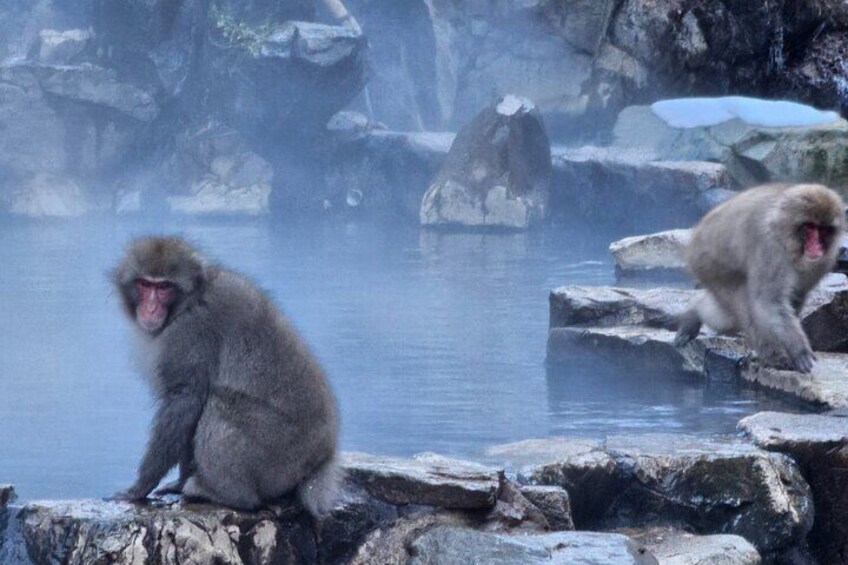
<box><xmin>674</xmin><ymin>183</ymin><xmax>846</xmax><ymax>373</ymax></box>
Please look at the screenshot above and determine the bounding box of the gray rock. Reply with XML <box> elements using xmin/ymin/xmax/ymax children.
<box><xmin>536</xmin><ymin>0</ymin><xmax>618</xmax><ymax>55</ymax></box>
<box><xmin>739</xmin><ymin>411</ymin><xmax>848</xmax><ymax>563</ymax></box>
<box><xmin>19</xmin><ymin>499</ymin><xmax>316</xmax><ymax>565</ymax></box>
<box><xmin>342</xmin><ymin>452</ymin><xmax>502</xmax><ymax>509</ymax></box>
<box><xmin>634</xmin><ymin>528</ymin><xmax>761</xmax><ymax>565</ymax></box>
<box><xmin>350</xmin><ymin>514</ymin><xmax>473</xmax><ymax>565</ymax></box>
<box><xmin>741</xmin><ymin>354</ymin><xmax>848</xmax><ymax>409</ymax></box>
<box><xmin>325</xmin><ymin>127</ymin><xmax>454</xmax><ymax>218</ymax></box>
<box><xmin>610</xmin><ymin>230</ymin><xmax>691</xmax><ymax>273</ymax></box>
<box><xmin>518</xmin><ymin>485</ymin><xmax>574</xmax><ymax>531</ymax></box>
<box><xmin>483</xmin><ymin>481</ymin><xmax>550</xmax><ymax>532</ymax></box>
<box><xmin>204</xmin><ymin>20</ymin><xmax>367</xmax><ymax>136</ymax></box>
<box><xmin>0</xmin><ymin>61</ymin><xmax>158</xmax><ymax>214</ymax></box>
<box><xmin>421</xmin><ymin>95</ymin><xmax>551</xmax><ymax>229</ymax></box>
<box><xmin>29</xmin><ymin>29</ymin><xmax>91</xmax><ymax>65</ymax></box>
<box><xmin>6</xmin><ymin>174</ymin><xmax>89</xmax><ymax>218</ymax></box>
<box><xmin>603</xmin><ymin>434</ymin><xmax>813</xmax><ymax>554</ymax></box>
<box><xmin>550</xmin><ymin>145</ymin><xmax>735</xmax><ymax>231</ymax></box>
<box><xmin>612</xmin><ymin>104</ymin><xmax>848</xmax><ymax>191</ymax></box>
<box><xmin>550</xmin><ymin>281</ymin><xmax>848</xmax><ymax>353</ymax></box>
<box><xmin>487</xmin><ymin>438</ymin><xmax>621</xmax><ymax>529</ymax></box>
<box><xmin>408</xmin><ymin>526</ymin><xmax>657</xmax><ymax>565</ymax></box>
<box><xmin>423</xmin><ymin>1</ymin><xmax>594</xmax><ymax>130</ymax></box>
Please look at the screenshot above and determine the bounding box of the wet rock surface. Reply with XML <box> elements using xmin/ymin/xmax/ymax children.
<box><xmin>740</xmin><ymin>411</ymin><xmax>848</xmax><ymax>564</ymax></box>
<box><xmin>496</xmin><ymin>435</ymin><xmax>811</xmax><ymax>556</ymax></box>
<box><xmin>420</xmin><ymin>95</ymin><xmax>551</xmax><ymax>229</ymax></box>
<box><xmin>342</xmin><ymin>452</ymin><xmax>502</xmax><ymax>509</ymax></box>
<box><xmin>407</xmin><ymin>527</ymin><xmax>657</xmax><ymax>565</ymax></box>
<box><xmin>633</xmin><ymin>528</ymin><xmax>761</xmax><ymax>565</ymax></box>
<box><xmin>550</xmin><ymin>146</ymin><xmax>735</xmax><ymax>230</ymax></box>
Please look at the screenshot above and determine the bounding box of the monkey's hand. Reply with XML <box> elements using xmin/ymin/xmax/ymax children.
<box><xmin>788</xmin><ymin>348</ymin><xmax>816</xmax><ymax>374</ymax></box>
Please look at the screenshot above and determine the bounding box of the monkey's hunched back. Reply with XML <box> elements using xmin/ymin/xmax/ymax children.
<box><xmin>112</xmin><ymin>236</ymin><xmax>340</xmax><ymax>515</ymax></box>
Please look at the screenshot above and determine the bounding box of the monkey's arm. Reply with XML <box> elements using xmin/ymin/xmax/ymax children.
<box><xmin>747</xmin><ymin>266</ymin><xmax>815</xmax><ymax>373</ymax></box>
<box><xmin>113</xmin><ymin>390</ymin><xmax>205</xmax><ymax>500</ymax></box>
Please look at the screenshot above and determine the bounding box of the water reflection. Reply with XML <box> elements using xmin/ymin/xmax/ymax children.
<box><xmin>0</xmin><ymin>217</ymin><xmax>804</xmax><ymax>500</ymax></box>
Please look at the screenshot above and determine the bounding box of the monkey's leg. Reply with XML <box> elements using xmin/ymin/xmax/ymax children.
<box><xmin>182</xmin><ymin>472</ymin><xmax>262</xmax><ymax>510</ymax></box>
<box><xmin>674</xmin><ymin>307</ymin><xmax>702</xmax><ymax>347</ymax></box>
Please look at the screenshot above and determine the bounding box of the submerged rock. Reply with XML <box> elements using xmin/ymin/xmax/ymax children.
<box><xmin>609</xmin><ymin>230</ymin><xmax>691</xmax><ymax>273</ymax></box>
<box><xmin>739</xmin><ymin>411</ymin><xmax>848</xmax><ymax>564</ymax></box>
<box><xmin>550</xmin><ymin>146</ymin><xmax>734</xmax><ymax>231</ymax></box>
<box><xmin>420</xmin><ymin>95</ymin><xmax>551</xmax><ymax>229</ymax></box>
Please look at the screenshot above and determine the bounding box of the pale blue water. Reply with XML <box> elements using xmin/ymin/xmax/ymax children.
<box><xmin>0</xmin><ymin>217</ymin><xmax>800</xmax><ymax>500</ymax></box>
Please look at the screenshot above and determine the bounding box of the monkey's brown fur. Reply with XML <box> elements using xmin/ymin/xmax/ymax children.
<box><xmin>675</xmin><ymin>183</ymin><xmax>846</xmax><ymax>373</ymax></box>
<box><xmin>111</xmin><ymin>236</ymin><xmax>340</xmax><ymax>515</ymax></box>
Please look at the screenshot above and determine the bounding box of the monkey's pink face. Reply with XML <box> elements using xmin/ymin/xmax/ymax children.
<box><xmin>802</xmin><ymin>222</ymin><xmax>837</xmax><ymax>260</ymax></box>
<box><xmin>135</xmin><ymin>278</ymin><xmax>177</xmax><ymax>334</ymax></box>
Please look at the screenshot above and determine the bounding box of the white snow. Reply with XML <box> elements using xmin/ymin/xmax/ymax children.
<box><xmin>651</xmin><ymin>96</ymin><xmax>841</xmax><ymax>129</ymax></box>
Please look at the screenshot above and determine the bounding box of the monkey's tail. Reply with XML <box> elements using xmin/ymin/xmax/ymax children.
<box><xmin>298</xmin><ymin>457</ymin><xmax>343</xmax><ymax>518</ymax></box>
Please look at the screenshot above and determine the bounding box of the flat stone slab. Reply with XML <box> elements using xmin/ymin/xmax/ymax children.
<box><xmin>739</xmin><ymin>411</ymin><xmax>848</xmax><ymax>450</ymax></box>
<box><xmin>342</xmin><ymin>452</ymin><xmax>502</xmax><ymax>509</ymax></box>
<box><xmin>634</xmin><ymin>528</ymin><xmax>761</xmax><ymax>565</ymax></box>
<box><xmin>408</xmin><ymin>526</ymin><xmax>657</xmax><ymax>565</ymax></box>
<box><xmin>609</xmin><ymin>230</ymin><xmax>691</xmax><ymax>273</ymax></box>
<box><xmin>741</xmin><ymin>354</ymin><xmax>848</xmax><ymax>409</ymax></box>
<box><xmin>549</xmin><ymin>286</ymin><xmax>691</xmax><ymax>329</ymax></box>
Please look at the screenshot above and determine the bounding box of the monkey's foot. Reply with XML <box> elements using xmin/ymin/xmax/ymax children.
<box><xmin>154</xmin><ymin>479</ymin><xmax>185</xmax><ymax>496</ymax></box>
<box><xmin>673</xmin><ymin>328</ymin><xmax>698</xmax><ymax>348</ymax></box>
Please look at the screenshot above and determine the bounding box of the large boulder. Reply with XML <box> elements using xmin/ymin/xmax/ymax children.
<box><xmin>203</xmin><ymin>19</ymin><xmax>367</xmax><ymax>139</ymax></box>
<box><xmin>421</xmin><ymin>0</ymin><xmax>600</xmax><ymax>132</ymax></box>
<box><xmin>634</xmin><ymin>528</ymin><xmax>761</xmax><ymax>565</ymax></box>
<box><xmin>0</xmin><ymin>62</ymin><xmax>159</xmax><ymax>215</ymax></box>
<box><xmin>612</xmin><ymin>99</ymin><xmax>848</xmax><ymax>191</ymax></box>
<box><xmin>739</xmin><ymin>411</ymin><xmax>848</xmax><ymax>564</ymax></box>
<box><xmin>420</xmin><ymin>95</ymin><xmax>551</xmax><ymax>229</ymax></box>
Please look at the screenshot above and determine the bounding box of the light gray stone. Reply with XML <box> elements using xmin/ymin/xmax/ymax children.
<box><xmin>342</xmin><ymin>452</ymin><xmax>502</xmax><ymax>509</ymax></box>
<box><xmin>0</xmin><ymin>485</ymin><xmax>14</xmax><ymax>509</ymax></box>
<box><xmin>517</xmin><ymin>485</ymin><xmax>574</xmax><ymax>531</ymax></box>
<box><xmin>635</xmin><ymin>528</ymin><xmax>761</xmax><ymax>565</ymax></box>
<box><xmin>408</xmin><ymin>527</ymin><xmax>657</xmax><ymax>565</ymax></box>
<box><xmin>610</xmin><ymin>230</ymin><xmax>691</xmax><ymax>272</ymax></box>
<box><xmin>549</xmin><ymin>286</ymin><xmax>691</xmax><ymax>329</ymax></box>
<box><xmin>7</xmin><ymin>174</ymin><xmax>89</xmax><ymax>218</ymax></box>
<box><xmin>741</xmin><ymin>354</ymin><xmax>848</xmax><ymax>409</ymax></box>
<box><xmin>29</xmin><ymin>29</ymin><xmax>91</xmax><ymax>64</ymax></box>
